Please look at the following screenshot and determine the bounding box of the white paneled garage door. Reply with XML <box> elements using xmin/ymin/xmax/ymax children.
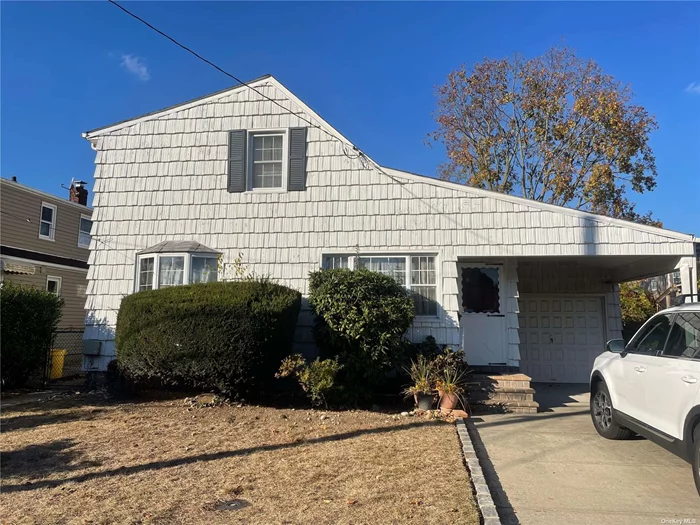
<box><xmin>518</xmin><ymin>296</ymin><xmax>605</xmax><ymax>383</ymax></box>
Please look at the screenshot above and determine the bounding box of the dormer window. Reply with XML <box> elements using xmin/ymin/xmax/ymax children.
<box><xmin>135</xmin><ymin>241</ymin><xmax>220</xmax><ymax>292</ymax></box>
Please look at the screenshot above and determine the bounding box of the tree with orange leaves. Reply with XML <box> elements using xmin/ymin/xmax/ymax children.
<box><xmin>430</xmin><ymin>46</ymin><xmax>660</xmax><ymax>225</ymax></box>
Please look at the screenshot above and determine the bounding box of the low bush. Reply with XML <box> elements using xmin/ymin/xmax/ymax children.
<box><xmin>1</xmin><ymin>282</ymin><xmax>63</xmax><ymax>388</ymax></box>
<box><xmin>308</xmin><ymin>268</ymin><xmax>415</xmax><ymax>404</ymax></box>
<box><xmin>115</xmin><ymin>280</ymin><xmax>301</xmax><ymax>398</ymax></box>
<box><xmin>276</xmin><ymin>354</ymin><xmax>342</xmax><ymax>407</ymax></box>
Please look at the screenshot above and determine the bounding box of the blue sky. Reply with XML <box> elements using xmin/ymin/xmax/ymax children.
<box><xmin>2</xmin><ymin>1</ymin><xmax>698</xmax><ymax>235</ymax></box>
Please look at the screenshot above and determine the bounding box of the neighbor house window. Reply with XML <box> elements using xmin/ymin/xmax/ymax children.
<box><xmin>138</xmin><ymin>257</ymin><xmax>155</xmax><ymax>291</ymax></box>
<box><xmin>39</xmin><ymin>202</ymin><xmax>57</xmax><ymax>241</ymax></box>
<box><xmin>78</xmin><ymin>215</ymin><xmax>92</xmax><ymax>248</ymax></box>
<box><xmin>46</xmin><ymin>276</ymin><xmax>62</xmax><ymax>296</ymax></box>
<box><xmin>191</xmin><ymin>256</ymin><xmax>218</xmax><ymax>284</ymax></box>
<box><xmin>461</xmin><ymin>266</ymin><xmax>500</xmax><ymax>314</ymax></box>
<box><xmin>251</xmin><ymin>133</ymin><xmax>285</xmax><ymax>189</ymax></box>
<box><xmin>158</xmin><ymin>256</ymin><xmax>185</xmax><ymax>288</ymax></box>
<box><xmin>134</xmin><ymin>243</ymin><xmax>221</xmax><ymax>292</ymax></box>
<box><xmin>323</xmin><ymin>254</ymin><xmax>438</xmax><ymax>317</ymax></box>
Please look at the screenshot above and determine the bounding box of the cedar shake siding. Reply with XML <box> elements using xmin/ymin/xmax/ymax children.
<box><xmin>82</xmin><ymin>76</ymin><xmax>696</xmax><ymax>371</ymax></box>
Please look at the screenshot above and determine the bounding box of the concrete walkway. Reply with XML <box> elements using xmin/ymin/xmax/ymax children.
<box><xmin>471</xmin><ymin>383</ymin><xmax>700</xmax><ymax>525</ymax></box>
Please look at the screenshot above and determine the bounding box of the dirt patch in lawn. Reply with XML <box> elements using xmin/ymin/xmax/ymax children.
<box><xmin>1</xmin><ymin>394</ymin><xmax>478</xmax><ymax>525</ymax></box>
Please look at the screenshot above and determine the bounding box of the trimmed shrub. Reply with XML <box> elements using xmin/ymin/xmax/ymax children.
<box><xmin>1</xmin><ymin>282</ymin><xmax>63</xmax><ymax>388</ymax></box>
<box><xmin>308</xmin><ymin>268</ymin><xmax>415</xmax><ymax>403</ymax></box>
<box><xmin>115</xmin><ymin>280</ymin><xmax>301</xmax><ymax>397</ymax></box>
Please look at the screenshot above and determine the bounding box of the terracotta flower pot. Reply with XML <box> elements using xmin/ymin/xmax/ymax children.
<box><xmin>414</xmin><ymin>392</ymin><xmax>435</xmax><ymax>410</ymax></box>
<box><xmin>439</xmin><ymin>392</ymin><xmax>460</xmax><ymax>410</ymax></box>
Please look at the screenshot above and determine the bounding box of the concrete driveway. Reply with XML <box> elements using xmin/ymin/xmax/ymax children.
<box><xmin>471</xmin><ymin>383</ymin><xmax>700</xmax><ymax>525</ymax></box>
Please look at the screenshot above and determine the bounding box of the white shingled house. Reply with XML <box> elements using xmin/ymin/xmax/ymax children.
<box><xmin>82</xmin><ymin>74</ymin><xmax>698</xmax><ymax>384</ymax></box>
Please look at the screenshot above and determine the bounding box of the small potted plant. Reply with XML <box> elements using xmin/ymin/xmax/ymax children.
<box><xmin>402</xmin><ymin>355</ymin><xmax>435</xmax><ymax>410</ymax></box>
<box><xmin>435</xmin><ymin>367</ymin><xmax>467</xmax><ymax>411</ymax></box>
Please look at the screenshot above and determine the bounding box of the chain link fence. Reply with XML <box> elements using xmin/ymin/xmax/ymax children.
<box><xmin>46</xmin><ymin>330</ymin><xmax>86</xmax><ymax>386</ymax></box>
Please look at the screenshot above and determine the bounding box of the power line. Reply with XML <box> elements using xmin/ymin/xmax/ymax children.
<box><xmin>0</xmin><ymin>210</ymin><xmax>136</xmax><ymax>262</ymax></box>
<box><xmin>105</xmin><ymin>0</ymin><xmax>405</xmax><ymax>182</ymax></box>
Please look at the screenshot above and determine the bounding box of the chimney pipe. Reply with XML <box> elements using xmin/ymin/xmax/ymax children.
<box><xmin>69</xmin><ymin>180</ymin><xmax>89</xmax><ymax>206</ymax></box>
<box><xmin>11</xmin><ymin>176</ymin><xmax>17</xmax><ymax>182</ymax></box>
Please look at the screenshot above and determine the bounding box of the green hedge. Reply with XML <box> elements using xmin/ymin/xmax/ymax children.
<box><xmin>309</xmin><ymin>268</ymin><xmax>415</xmax><ymax>403</ymax></box>
<box><xmin>1</xmin><ymin>282</ymin><xmax>63</xmax><ymax>388</ymax></box>
<box><xmin>115</xmin><ymin>280</ymin><xmax>301</xmax><ymax>397</ymax></box>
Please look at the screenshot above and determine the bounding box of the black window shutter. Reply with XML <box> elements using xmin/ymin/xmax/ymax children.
<box><xmin>288</xmin><ymin>127</ymin><xmax>307</xmax><ymax>191</ymax></box>
<box><xmin>227</xmin><ymin>130</ymin><xmax>246</xmax><ymax>193</ymax></box>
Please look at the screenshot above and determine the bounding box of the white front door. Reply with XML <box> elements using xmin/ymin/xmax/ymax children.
<box><xmin>642</xmin><ymin>312</ymin><xmax>700</xmax><ymax>439</ymax></box>
<box><xmin>519</xmin><ymin>296</ymin><xmax>604</xmax><ymax>383</ymax></box>
<box><xmin>459</xmin><ymin>264</ymin><xmax>506</xmax><ymax>366</ymax></box>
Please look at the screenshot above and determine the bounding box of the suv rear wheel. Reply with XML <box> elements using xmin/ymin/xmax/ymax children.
<box><xmin>590</xmin><ymin>381</ymin><xmax>634</xmax><ymax>440</ymax></box>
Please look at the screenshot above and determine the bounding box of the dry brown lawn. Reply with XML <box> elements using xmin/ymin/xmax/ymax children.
<box><xmin>0</xmin><ymin>393</ymin><xmax>479</xmax><ymax>525</ymax></box>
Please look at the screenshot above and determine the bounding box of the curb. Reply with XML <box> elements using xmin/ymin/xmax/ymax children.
<box><xmin>456</xmin><ymin>418</ymin><xmax>501</xmax><ymax>525</ymax></box>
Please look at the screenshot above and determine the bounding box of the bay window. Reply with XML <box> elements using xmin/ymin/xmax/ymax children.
<box><xmin>158</xmin><ymin>256</ymin><xmax>185</xmax><ymax>288</ymax></box>
<box><xmin>191</xmin><ymin>256</ymin><xmax>219</xmax><ymax>284</ymax></box>
<box><xmin>322</xmin><ymin>253</ymin><xmax>438</xmax><ymax>317</ymax></box>
<box><xmin>138</xmin><ymin>257</ymin><xmax>155</xmax><ymax>291</ymax></box>
<box><xmin>134</xmin><ymin>241</ymin><xmax>220</xmax><ymax>292</ymax></box>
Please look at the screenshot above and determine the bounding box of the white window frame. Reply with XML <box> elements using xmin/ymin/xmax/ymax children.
<box><xmin>46</xmin><ymin>275</ymin><xmax>62</xmax><ymax>296</ymax></box>
<box><xmin>247</xmin><ymin>129</ymin><xmax>288</xmax><ymax>192</ymax></box>
<box><xmin>134</xmin><ymin>253</ymin><xmax>219</xmax><ymax>292</ymax></box>
<box><xmin>320</xmin><ymin>252</ymin><xmax>440</xmax><ymax>319</ymax></box>
<box><xmin>78</xmin><ymin>214</ymin><xmax>92</xmax><ymax>249</ymax></box>
<box><xmin>137</xmin><ymin>256</ymin><xmax>156</xmax><ymax>291</ymax></box>
<box><xmin>39</xmin><ymin>202</ymin><xmax>57</xmax><ymax>241</ymax></box>
<box><xmin>190</xmin><ymin>254</ymin><xmax>220</xmax><ymax>284</ymax></box>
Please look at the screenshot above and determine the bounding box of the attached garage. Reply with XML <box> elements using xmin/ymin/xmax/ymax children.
<box><xmin>518</xmin><ymin>295</ymin><xmax>605</xmax><ymax>383</ymax></box>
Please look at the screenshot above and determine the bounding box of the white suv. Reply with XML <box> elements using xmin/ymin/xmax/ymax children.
<box><xmin>590</xmin><ymin>303</ymin><xmax>700</xmax><ymax>494</ymax></box>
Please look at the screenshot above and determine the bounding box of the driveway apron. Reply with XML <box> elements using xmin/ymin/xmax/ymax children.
<box><xmin>471</xmin><ymin>383</ymin><xmax>700</xmax><ymax>525</ymax></box>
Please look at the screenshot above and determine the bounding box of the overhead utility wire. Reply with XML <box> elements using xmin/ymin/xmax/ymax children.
<box><xmin>107</xmin><ymin>0</ymin><xmax>410</xmax><ymax>185</ymax></box>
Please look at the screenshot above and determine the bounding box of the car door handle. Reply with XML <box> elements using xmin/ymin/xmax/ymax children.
<box><xmin>681</xmin><ymin>375</ymin><xmax>698</xmax><ymax>384</ymax></box>
<box><xmin>634</xmin><ymin>366</ymin><xmax>647</xmax><ymax>373</ymax></box>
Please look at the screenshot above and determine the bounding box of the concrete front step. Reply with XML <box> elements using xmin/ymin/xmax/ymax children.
<box><xmin>470</xmin><ymin>373</ymin><xmax>532</xmax><ymax>390</ymax></box>
<box><xmin>469</xmin><ymin>387</ymin><xmax>535</xmax><ymax>403</ymax></box>
<box><xmin>467</xmin><ymin>373</ymin><xmax>539</xmax><ymax>413</ymax></box>
<box><xmin>470</xmin><ymin>398</ymin><xmax>540</xmax><ymax>414</ymax></box>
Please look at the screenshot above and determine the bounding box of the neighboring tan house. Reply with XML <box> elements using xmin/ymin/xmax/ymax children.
<box><xmin>0</xmin><ymin>177</ymin><xmax>93</xmax><ymax>329</ymax></box>
<box><xmin>81</xmin><ymin>75</ymin><xmax>698</xmax><ymax>384</ymax></box>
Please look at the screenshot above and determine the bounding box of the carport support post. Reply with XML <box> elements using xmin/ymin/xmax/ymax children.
<box><xmin>679</xmin><ymin>256</ymin><xmax>698</xmax><ymax>302</ymax></box>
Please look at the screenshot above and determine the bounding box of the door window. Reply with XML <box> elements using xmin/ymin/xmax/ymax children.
<box><xmin>461</xmin><ymin>266</ymin><xmax>500</xmax><ymax>313</ymax></box>
<box><xmin>627</xmin><ymin>314</ymin><xmax>673</xmax><ymax>355</ymax></box>
<box><xmin>663</xmin><ymin>313</ymin><xmax>700</xmax><ymax>359</ymax></box>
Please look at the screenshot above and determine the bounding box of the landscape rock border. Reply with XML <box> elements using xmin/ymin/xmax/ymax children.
<box><xmin>455</xmin><ymin>418</ymin><xmax>501</xmax><ymax>525</ymax></box>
